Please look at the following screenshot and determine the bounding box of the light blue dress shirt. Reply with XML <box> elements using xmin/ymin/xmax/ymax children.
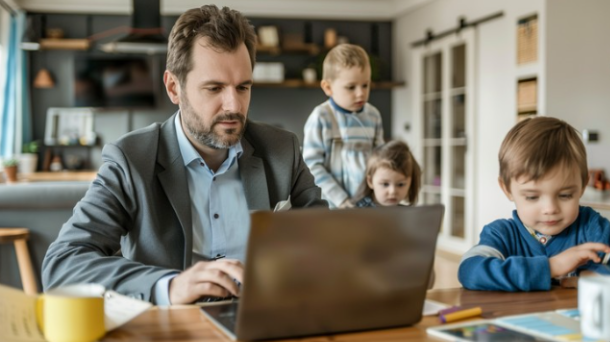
<box><xmin>153</xmin><ymin>113</ymin><xmax>250</xmax><ymax>305</ymax></box>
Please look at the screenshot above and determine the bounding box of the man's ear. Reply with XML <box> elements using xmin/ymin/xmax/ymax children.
<box><xmin>320</xmin><ymin>79</ymin><xmax>333</xmax><ymax>97</ymax></box>
<box><xmin>163</xmin><ymin>70</ymin><xmax>181</xmax><ymax>105</ymax></box>
<box><xmin>499</xmin><ymin>177</ymin><xmax>514</xmax><ymax>201</ymax></box>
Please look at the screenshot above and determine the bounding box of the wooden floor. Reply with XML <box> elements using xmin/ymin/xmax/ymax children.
<box><xmin>432</xmin><ymin>250</ymin><xmax>461</xmax><ymax>289</ymax></box>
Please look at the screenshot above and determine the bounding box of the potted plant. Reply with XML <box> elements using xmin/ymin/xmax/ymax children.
<box><xmin>19</xmin><ymin>140</ymin><xmax>39</xmax><ymax>174</ymax></box>
<box><xmin>2</xmin><ymin>158</ymin><xmax>19</xmax><ymax>183</ymax></box>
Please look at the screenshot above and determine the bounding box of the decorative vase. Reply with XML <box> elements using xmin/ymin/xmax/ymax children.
<box><xmin>18</xmin><ymin>153</ymin><xmax>38</xmax><ymax>175</ymax></box>
<box><xmin>302</xmin><ymin>68</ymin><xmax>317</xmax><ymax>83</ymax></box>
<box><xmin>4</xmin><ymin>165</ymin><xmax>18</xmax><ymax>183</ymax></box>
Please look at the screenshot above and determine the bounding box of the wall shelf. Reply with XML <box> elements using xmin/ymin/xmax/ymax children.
<box><xmin>257</xmin><ymin>44</ymin><xmax>320</xmax><ymax>56</ymax></box>
<box><xmin>253</xmin><ymin>79</ymin><xmax>405</xmax><ymax>89</ymax></box>
<box><xmin>39</xmin><ymin>38</ymin><xmax>90</xmax><ymax>50</ymax></box>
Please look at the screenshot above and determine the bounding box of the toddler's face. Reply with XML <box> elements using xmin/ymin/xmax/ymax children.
<box><xmin>322</xmin><ymin>65</ymin><xmax>371</xmax><ymax>112</ymax></box>
<box><xmin>367</xmin><ymin>166</ymin><xmax>411</xmax><ymax>206</ymax></box>
<box><xmin>500</xmin><ymin>166</ymin><xmax>584</xmax><ymax>236</ymax></box>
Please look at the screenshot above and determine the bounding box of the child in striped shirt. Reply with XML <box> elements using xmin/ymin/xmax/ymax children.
<box><xmin>303</xmin><ymin>44</ymin><xmax>384</xmax><ymax>208</ymax></box>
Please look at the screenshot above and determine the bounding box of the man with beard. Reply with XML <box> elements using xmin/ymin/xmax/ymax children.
<box><xmin>42</xmin><ymin>5</ymin><xmax>327</xmax><ymax>305</ymax></box>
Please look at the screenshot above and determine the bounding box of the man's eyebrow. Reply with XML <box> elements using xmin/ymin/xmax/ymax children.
<box><xmin>199</xmin><ymin>80</ymin><xmax>224</xmax><ymax>87</ymax></box>
<box><xmin>199</xmin><ymin>80</ymin><xmax>254</xmax><ymax>87</ymax></box>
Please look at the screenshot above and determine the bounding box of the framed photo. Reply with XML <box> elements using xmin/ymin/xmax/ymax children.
<box><xmin>258</xmin><ymin>26</ymin><xmax>279</xmax><ymax>47</ymax></box>
<box><xmin>44</xmin><ymin>107</ymin><xmax>96</xmax><ymax>146</ymax></box>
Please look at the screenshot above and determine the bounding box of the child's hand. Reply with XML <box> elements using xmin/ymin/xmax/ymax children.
<box><xmin>549</xmin><ymin>243</ymin><xmax>610</xmax><ymax>277</ymax></box>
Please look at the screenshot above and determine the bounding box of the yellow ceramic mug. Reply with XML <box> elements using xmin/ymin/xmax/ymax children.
<box><xmin>36</xmin><ymin>283</ymin><xmax>106</xmax><ymax>342</ymax></box>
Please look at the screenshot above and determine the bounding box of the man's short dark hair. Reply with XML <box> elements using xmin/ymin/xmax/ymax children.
<box><xmin>166</xmin><ymin>5</ymin><xmax>257</xmax><ymax>86</ymax></box>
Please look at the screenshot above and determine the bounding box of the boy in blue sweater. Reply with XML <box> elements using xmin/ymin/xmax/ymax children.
<box><xmin>459</xmin><ymin>116</ymin><xmax>610</xmax><ymax>291</ymax></box>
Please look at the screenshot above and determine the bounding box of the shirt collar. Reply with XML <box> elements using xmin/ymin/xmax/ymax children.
<box><xmin>174</xmin><ymin>112</ymin><xmax>243</xmax><ymax>167</ymax></box>
<box><xmin>329</xmin><ymin>97</ymin><xmax>365</xmax><ymax>114</ymax></box>
<box><xmin>513</xmin><ymin>210</ymin><xmax>553</xmax><ymax>245</ymax></box>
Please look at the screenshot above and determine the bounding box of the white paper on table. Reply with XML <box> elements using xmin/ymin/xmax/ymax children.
<box><xmin>422</xmin><ymin>299</ymin><xmax>450</xmax><ymax>316</ymax></box>
<box><xmin>104</xmin><ymin>290</ymin><xmax>153</xmax><ymax>331</ymax></box>
<box><xmin>0</xmin><ymin>285</ymin><xmax>45</xmax><ymax>342</ymax></box>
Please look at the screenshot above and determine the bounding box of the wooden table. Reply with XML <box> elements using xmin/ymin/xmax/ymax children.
<box><xmin>102</xmin><ymin>287</ymin><xmax>578</xmax><ymax>341</ymax></box>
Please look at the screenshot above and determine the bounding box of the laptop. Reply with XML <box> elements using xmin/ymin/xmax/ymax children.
<box><xmin>200</xmin><ymin>205</ymin><xmax>444</xmax><ymax>341</ymax></box>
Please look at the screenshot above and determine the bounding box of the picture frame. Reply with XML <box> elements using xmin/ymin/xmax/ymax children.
<box><xmin>44</xmin><ymin>107</ymin><xmax>96</xmax><ymax>146</ymax></box>
<box><xmin>258</xmin><ymin>26</ymin><xmax>279</xmax><ymax>47</ymax></box>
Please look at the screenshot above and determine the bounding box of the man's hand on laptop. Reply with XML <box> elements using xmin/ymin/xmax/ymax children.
<box><xmin>169</xmin><ymin>259</ymin><xmax>244</xmax><ymax>304</ymax></box>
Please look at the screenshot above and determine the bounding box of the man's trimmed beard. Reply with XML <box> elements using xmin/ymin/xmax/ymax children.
<box><xmin>181</xmin><ymin>93</ymin><xmax>246</xmax><ymax>149</ymax></box>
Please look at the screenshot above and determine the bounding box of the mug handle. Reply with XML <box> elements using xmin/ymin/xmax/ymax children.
<box><xmin>36</xmin><ymin>295</ymin><xmax>45</xmax><ymax>334</ymax></box>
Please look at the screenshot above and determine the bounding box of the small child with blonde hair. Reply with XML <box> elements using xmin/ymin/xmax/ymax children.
<box><xmin>352</xmin><ymin>140</ymin><xmax>421</xmax><ymax>207</ymax></box>
<box><xmin>459</xmin><ymin>116</ymin><xmax>610</xmax><ymax>291</ymax></box>
<box><xmin>303</xmin><ymin>43</ymin><xmax>384</xmax><ymax>209</ymax></box>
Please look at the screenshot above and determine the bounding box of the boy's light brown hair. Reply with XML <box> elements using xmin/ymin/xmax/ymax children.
<box><xmin>353</xmin><ymin>140</ymin><xmax>422</xmax><ymax>205</ymax></box>
<box><xmin>166</xmin><ymin>5</ymin><xmax>257</xmax><ymax>86</ymax></box>
<box><xmin>322</xmin><ymin>44</ymin><xmax>370</xmax><ymax>81</ymax></box>
<box><xmin>498</xmin><ymin>116</ymin><xmax>588</xmax><ymax>190</ymax></box>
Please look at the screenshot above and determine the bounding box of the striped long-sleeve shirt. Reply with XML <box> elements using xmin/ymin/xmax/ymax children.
<box><xmin>303</xmin><ymin>99</ymin><xmax>384</xmax><ymax>208</ymax></box>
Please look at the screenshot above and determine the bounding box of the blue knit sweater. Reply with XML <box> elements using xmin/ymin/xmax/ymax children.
<box><xmin>459</xmin><ymin>206</ymin><xmax>610</xmax><ymax>291</ymax></box>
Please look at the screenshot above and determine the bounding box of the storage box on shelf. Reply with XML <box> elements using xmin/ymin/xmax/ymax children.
<box><xmin>516</xmin><ymin>14</ymin><xmax>539</xmax><ymax>121</ymax></box>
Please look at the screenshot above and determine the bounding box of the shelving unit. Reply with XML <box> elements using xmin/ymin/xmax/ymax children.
<box><xmin>39</xmin><ymin>38</ymin><xmax>90</xmax><ymax>50</ymax></box>
<box><xmin>25</xmin><ymin>12</ymin><xmax>399</xmax><ymax>156</ymax></box>
<box><xmin>254</xmin><ymin>79</ymin><xmax>405</xmax><ymax>89</ymax></box>
<box><xmin>254</xmin><ymin>44</ymin><xmax>404</xmax><ymax>89</ymax></box>
<box><xmin>42</xmin><ymin>144</ymin><xmax>96</xmax><ymax>171</ymax></box>
<box><xmin>257</xmin><ymin>44</ymin><xmax>319</xmax><ymax>56</ymax></box>
<box><xmin>517</xmin><ymin>77</ymin><xmax>538</xmax><ymax>121</ymax></box>
<box><xmin>251</xmin><ymin>18</ymin><xmax>403</xmax><ymax>90</ymax></box>
<box><xmin>515</xmin><ymin>14</ymin><xmax>539</xmax><ymax>120</ymax></box>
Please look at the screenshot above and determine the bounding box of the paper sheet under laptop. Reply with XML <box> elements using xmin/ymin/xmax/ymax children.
<box><xmin>423</xmin><ymin>299</ymin><xmax>450</xmax><ymax>316</ymax></box>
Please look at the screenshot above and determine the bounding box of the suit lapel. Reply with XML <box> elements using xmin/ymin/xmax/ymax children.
<box><xmin>240</xmin><ymin>135</ymin><xmax>270</xmax><ymax>211</ymax></box>
<box><xmin>157</xmin><ymin>114</ymin><xmax>193</xmax><ymax>268</ymax></box>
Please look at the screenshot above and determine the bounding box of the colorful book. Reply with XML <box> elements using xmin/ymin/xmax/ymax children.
<box><xmin>427</xmin><ymin>308</ymin><xmax>603</xmax><ymax>342</ymax></box>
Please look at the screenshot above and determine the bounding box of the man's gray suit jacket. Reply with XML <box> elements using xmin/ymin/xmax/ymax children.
<box><xmin>42</xmin><ymin>114</ymin><xmax>327</xmax><ymax>301</ymax></box>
